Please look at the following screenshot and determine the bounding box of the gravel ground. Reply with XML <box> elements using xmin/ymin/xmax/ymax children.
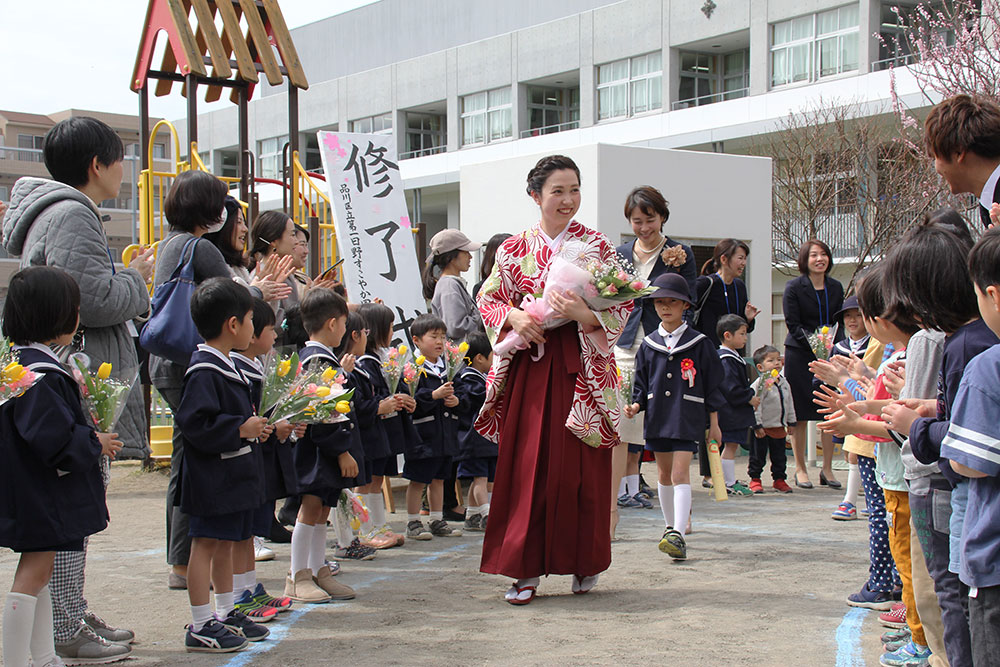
<box><xmin>0</xmin><ymin>460</ymin><xmax>891</xmax><ymax>666</ymax></box>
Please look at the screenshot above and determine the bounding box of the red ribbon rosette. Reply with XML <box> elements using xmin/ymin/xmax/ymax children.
<box><xmin>680</xmin><ymin>358</ymin><xmax>696</xmax><ymax>388</ymax></box>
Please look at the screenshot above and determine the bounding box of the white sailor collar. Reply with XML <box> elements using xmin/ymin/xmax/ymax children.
<box><xmin>643</xmin><ymin>326</ymin><xmax>706</xmax><ymax>356</ymax></box>
<box><xmin>186</xmin><ymin>344</ymin><xmax>248</xmax><ymax>385</ymax></box>
<box><xmin>302</xmin><ymin>340</ymin><xmax>340</xmax><ymax>364</ymax></box>
<box><xmin>460</xmin><ymin>366</ymin><xmax>487</xmax><ymax>381</ymax></box>
<box><xmin>13</xmin><ymin>343</ymin><xmax>72</xmax><ymax>379</ymax></box>
<box><xmin>718</xmin><ymin>346</ymin><xmax>744</xmax><ymax>362</ymax></box>
<box><xmin>230</xmin><ymin>352</ymin><xmax>264</xmax><ymax>378</ymax></box>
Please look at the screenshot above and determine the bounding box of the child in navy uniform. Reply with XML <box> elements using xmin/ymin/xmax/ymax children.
<box><xmin>286</xmin><ymin>288</ymin><xmax>361</xmax><ymax>604</ymax></box>
<box><xmin>748</xmin><ymin>345</ymin><xmax>796</xmax><ymax>494</ymax></box>
<box><xmin>230</xmin><ymin>299</ymin><xmax>295</xmax><ymax>621</ymax></box>
<box><xmin>716</xmin><ymin>314</ymin><xmax>759</xmax><ymax>497</ymax></box>
<box><xmin>453</xmin><ymin>333</ymin><xmax>496</xmax><ymax>532</ymax></box>
<box><xmin>624</xmin><ymin>273</ymin><xmax>723</xmax><ymax>561</ymax></box>
<box><xmin>174</xmin><ymin>278</ymin><xmax>270</xmax><ymax>652</ymax></box>
<box><xmin>404</xmin><ymin>314</ymin><xmax>463</xmax><ymax>540</ymax></box>
<box><xmin>355</xmin><ymin>302</ymin><xmax>416</xmax><ymax>547</ymax></box>
<box><xmin>1</xmin><ymin>267</ymin><xmax>115</xmax><ymax>667</ymax></box>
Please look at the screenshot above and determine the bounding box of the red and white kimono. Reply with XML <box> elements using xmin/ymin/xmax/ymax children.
<box><xmin>475</xmin><ymin>221</ymin><xmax>633</xmax><ymax>579</ymax></box>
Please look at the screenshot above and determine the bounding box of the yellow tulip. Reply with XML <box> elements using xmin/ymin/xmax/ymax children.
<box><xmin>335</xmin><ymin>401</ymin><xmax>351</xmax><ymax>414</ymax></box>
<box><xmin>97</xmin><ymin>362</ymin><xmax>112</xmax><ymax>380</ymax></box>
<box><xmin>415</xmin><ymin>355</ymin><xmax>426</xmax><ymax>366</ymax></box>
<box><xmin>350</xmin><ymin>517</ymin><xmax>361</xmax><ymax>531</ymax></box>
<box><xmin>321</xmin><ymin>367</ymin><xmax>337</xmax><ymax>383</ymax></box>
<box><xmin>315</xmin><ymin>386</ymin><xmax>331</xmax><ymax>398</ymax></box>
<box><xmin>458</xmin><ymin>341</ymin><xmax>469</xmax><ymax>354</ymax></box>
<box><xmin>770</xmin><ymin>369</ymin><xmax>779</xmax><ymax>378</ymax></box>
<box><xmin>398</xmin><ymin>344</ymin><xmax>408</xmax><ymax>356</ymax></box>
<box><xmin>2</xmin><ymin>362</ymin><xmax>24</xmax><ymax>382</ymax></box>
<box><xmin>276</xmin><ymin>359</ymin><xmax>291</xmax><ymax>377</ymax></box>
<box><xmin>821</xmin><ymin>326</ymin><xmax>829</xmax><ymax>335</ymax></box>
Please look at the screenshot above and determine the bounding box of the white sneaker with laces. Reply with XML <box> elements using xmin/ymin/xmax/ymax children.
<box><xmin>254</xmin><ymin>536</ymin><xmax>275</xmax><ymax>562</ymax></box>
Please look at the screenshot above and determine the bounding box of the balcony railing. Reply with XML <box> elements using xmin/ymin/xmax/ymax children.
<box><xmin>671</xmin><ymin>88</ymin><xmax>749</xmax><ymax>110</ymax></box>
<box><xmin>520</xmin><ymin>120</ymin><xmax>580</xmax><ymax>139</ymax></box>
<box><xmin>400</xmin><ymin>145</ymin><xmax>447</xmax><ymax>160</ymax></box>
<box><xmin>870</xmin><ymin>52</ymin><xmax>919</xmax><ymax>72</ymax></box>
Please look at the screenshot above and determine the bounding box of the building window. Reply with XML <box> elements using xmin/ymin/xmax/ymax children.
<box><xmin>17</xmin><ymin>134</ymin><xmax>44</xmax><ymax>162</ymax></box>
<box><xmin>404</xmin><ymin>113</ymin><xmax>446</xmax><ymax>158</ymax></box>
<box><xmin>461</xmin><ymin>87</ymin><xmax>512</xmax><ymax>147</ymax></box>
<box><xmin>771</xmin><ymin>5</ymin><xmax>859</xmax><ymax>87</ymax></box>
<box><xmin>258</xmin><ymin>135</ymin><xmax>287</xmax><ymax>180</ymax></box>
<box><xmin>349</xmin><ymin>113</ymin><xmax>393</xmax><ymax>135</ymax></box>
<box><xmin>677</xmin><ymin>50</ymin><xmax>750</xmax><ymax>108</ymax></box>
<box><xmin>525</xmin><ymin>87</ymin><xmax>580</xmax><ymax>136</ymax></box>
<box><xmin>597</xmin><ymin>52</ymin><xmax>662</xmax><ymax>121</ymax></box>
<box><xmin>218</xmin><ymin>150</ymin><xmax>239</xmax><ymax>179</ymax></box>
<box><xmin>0</xmin><ymin>185</ymin><xmax>9</xmax><ymax>202</ymax></box>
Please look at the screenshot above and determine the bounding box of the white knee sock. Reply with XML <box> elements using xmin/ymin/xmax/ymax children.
<box><xmin>673</xmin><ymin>484</ymin><xmax>692</xmax><ymax>533</ymax></box>
<box><xmin>29</xmin><ymin>585</ymin><xmax>56</xmax><ymax>665</ymax></box>
<box><xmin>310</xmin><ymin>523</ymin><xmax>329</xmax><ymax>573</ymax></box>
<box><xmin>214</xmin><ymin>591</ymin><xmax>234</xmax><ymax>618</ymax></box>
<box><xmin>617</xmin><ymin>478</ymin><xmax>627</xmax><ymax>497</ymax></box>
<box><xmin>722</xmin><ymin>458</ymin><xmax>736</xmax><ymax>487</ymax></box>
<box><xmin>843</xmin><ymin>464</ymin><xmax>861</xmax><ymax>505</ymax></box>
<box><xmin>366</xmin><ymin>493</ymin><xmax>386</xmax><ymax>530</ymax></box>
<box><xmin>333</xmin><ymin>508</ymin><xmax>353</xmax><ymax>548</ymax></box>
<box><xmin>290</xmin><ymin>521</ymin><xmax>313</xmax><ymax>575</ymax></box>
<box><xmin>231</xmin><ymin>572</ymin><xmax>244</xmax><ymax>597</ymax></box>
<box><xmin>190</xmin><ymin>602</ymin><xmax>213</xmax><ymax>632</ymax></box>
<box><xmin>626</xmin><ymin>474</ymin><xmax>639</xmax><ymax>497</ymax></box>
<box><xmin>245</xmin><ymin>570</ymin><xmax>257</xmax><ymax>594</ymax></box>
<box><xmin>4</xmin><ymin>591</ymin><xmax>36</xmax><ymax>667</ymax></box>
<box><xmin>657</xmin><ymin>482</ymin><xmax>674</xmax><ymax>528</ymax></box>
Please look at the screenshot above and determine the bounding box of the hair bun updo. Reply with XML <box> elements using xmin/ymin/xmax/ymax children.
<box><xmin>526</xmin><ymin>155</ymin><xmax>581</xmax><ymax>196</ymax></box>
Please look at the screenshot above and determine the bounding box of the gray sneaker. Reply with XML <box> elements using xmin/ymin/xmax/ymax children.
<box><xmin>658</xmin><ymin>528</ymin><xmax>687</xmax><ymax>560</ymax></box>
<box><xmin>83</xmin><ymin>612</ymin><xmax>134</xmax><ymax>645</ymax></box>
<box><xmin>55</xmin><ymin>624</ymin><xmax>132</xmax><ymax>665</ymax></box>
<box><xmin>429</xmin><ymin>519</ymin><xmax>463</xmax><ymax>537</ymax></box>
<box><xmin>406</xmin><ymin>520</ymin><xmax>433</xmax><ymax>541</ymax></box>
<box><xmin>464</xmin><ymin>513</ymin><xmax>484</xmax><ymax>532</ymax></box>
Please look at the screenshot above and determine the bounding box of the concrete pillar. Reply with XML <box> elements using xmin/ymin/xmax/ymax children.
<box><xmin>579</xmin><ymin>11</ymin><xmax>595</xmax><ymax>127</ymax></box>
<box><xmin>858</xmin><ymin>0</ymin><xmax>880</xmax><ymax>73</ymax></box>
<box><xmin>748</xmin><ymin>0</ymin><xmax>770</xmax><ymax>96</ymax></box>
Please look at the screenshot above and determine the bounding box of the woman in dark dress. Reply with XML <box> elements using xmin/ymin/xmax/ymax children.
<box><xmin>694</xmin><ymin>238</ymin><xmax>760</xmax><ymax>349</ymax></box>
<box><xmin>782</xmin><ymin>239</ymin><xmax>844</xmax><ymax>488</ymax></box>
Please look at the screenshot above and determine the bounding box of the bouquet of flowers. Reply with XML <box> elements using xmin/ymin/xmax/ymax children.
<box><xmin>260</xmin><ymin>351</ymin><xmax>302</xmax><ymax>417</ymax></box>
<box><xmin>70</xmin><ymin>354</ymin><xmax>138</xmax><ymax>432</ymax></box>
<box><xmin>617</xmin><ymin>365</ymin><xmax>635</xmax><ymax>407</ymax></box>
<box><xmin>267</xmin><ymin>365</ymin><xmax>354</xmax><ymax>424</ymax></box>
<box><xmin>755</xmin><ymin>368</ymin><xmax>780</xmax><ymax>398</ymax></box>
<box><xmin>382</xmin><ymin>344</ymin><xmax>409</xmax><ymax>394</ymax></box>
<box><xmin>444</xmin><ymin>341</ymin><xmax>469</xmax><ymax>382</ymax></box>
<box><xmin>338</xmin><ymin>489</ymin><xmax>370</xmax><ymax>531</ymax></box>
<box><xmin>581</xmin><ymin>255</ymin><xmax>657</xmax><ymax>311</ymax></box>
<box><xmin>808</xmin><ymin>324</ymin><xmax>838</xmax><ymax>361</ymax></box>
<box><xmin>402</xmin><ymin>356</ymin><xmax>424</xmax><ymax>396</ymax></box>
<box><xmin>0</xmin><ymin>337</ymin><xmax>42</xmax><ymax>407</ymax></box>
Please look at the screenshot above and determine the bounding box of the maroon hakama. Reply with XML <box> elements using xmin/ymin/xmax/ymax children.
<box><xmin>479</xmin><ymin>324</ymin><xmax>613</xmax><ymax>579</ymax></box>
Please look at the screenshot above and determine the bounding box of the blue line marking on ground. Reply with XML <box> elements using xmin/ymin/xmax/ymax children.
<box><xmin>835</xmin><ymin>607</ymin><xmax>869</xmax><ymax>667</ymax></box>
<box><xmin>221</xmin><ymin>541</ymin><xmax>476</xmax><ymax>666</ymax></box>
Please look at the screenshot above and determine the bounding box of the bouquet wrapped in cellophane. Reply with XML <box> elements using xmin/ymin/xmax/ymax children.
<box><xmin>444</xmin><ymin>341</ymin><xmax>469</xmax><ymax>382</ymax></box>
<box><xmin>260</xmin><ymin>351</ymin><xmax>302</xmax><ymax>417</ymax></box>
<box><xmin>755</xmin><ymin>368</ymin><xmax>781</xmax><ymax>398</ymax></box>
<box><xmin>266</xmin><ymin>365</ymin><xmax>354</xmax><ymax>424</ymax></box>
<box><xmin>0</xmin><ymin>337</ymin><xmax>43</xmax><ymax>407</ymax></box>
<box><xmin>808</xmin><ymin>324</ymin><xmax>838</xmax><ymax>361</ymax></box>
<box><xmin>70</xmin><ymin>354</ymin><xmax>138</xmax><ymax>432</ymax></box>
<box><xmin>401</xmin><ymin>357</ymin><xmax>424</xmax><ymax>397</ymax></box>
<box><xmin>382</xmin><ymin>344</ymin><xmax>409</xmax><ymax>394</ymax></box>
<box><xmin>617</xmin><ymin>365</ymin><xmax>635</xmax><ymax>407</ymax></box>
<box><xmin>580</xmin><ymin>254</ymin><xmax>657</xmax><ymax>311</ymax></box>
<box><xmin>338</xmin><ymin>489</ymin><xmax>370</xmax><ymax>531</ymax></box>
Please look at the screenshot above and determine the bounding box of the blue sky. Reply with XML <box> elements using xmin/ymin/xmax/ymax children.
<box><xmin>1</xmin><ymin>0</ymin><xmax>378</xmax><ymax>120</ymax></box>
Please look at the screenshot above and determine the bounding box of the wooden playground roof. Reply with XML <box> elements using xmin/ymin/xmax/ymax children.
<box><xmin>130</xmin><ymin>0</ymin><xmax>308</xmax><ymax>104</ymax></box>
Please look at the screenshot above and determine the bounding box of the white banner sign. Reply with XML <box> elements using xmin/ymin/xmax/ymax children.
<box><xmin>317</xmin><ymin>131</ymin><xmax>425</xmax><ymax>345</ymax></box>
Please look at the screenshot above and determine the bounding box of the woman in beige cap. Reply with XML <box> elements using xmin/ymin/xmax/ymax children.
<box><xmin>423</xmin><ymin>229</ymin><xmax>485</xmax><ymax>341</ymax></box>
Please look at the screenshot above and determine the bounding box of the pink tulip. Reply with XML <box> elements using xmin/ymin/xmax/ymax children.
<box><xmin>617</xmin><ymin>270</ymin><xmax>628</xmax><ymax>281</ymax></box>
<box><xmin>631</xmin><ymin>280</ymin><xmax>644</xmax><ymax>291</ymax></box>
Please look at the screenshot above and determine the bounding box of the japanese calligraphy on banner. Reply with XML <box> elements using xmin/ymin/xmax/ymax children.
<box><xmin>317</xmin><ymin>131</ymin><xmax>425</xmax><ymax>345</ymax></box>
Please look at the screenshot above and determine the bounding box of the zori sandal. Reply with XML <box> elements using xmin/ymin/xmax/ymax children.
<box><xmin>504</xmin><ymin>584</ymin><xmax>537</xmax><ymax>605</ymax></box>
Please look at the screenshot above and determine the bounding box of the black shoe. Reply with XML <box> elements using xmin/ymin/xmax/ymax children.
<box><xmin>820</xmin><ymin>471</ymin><xmax>842</xmax><ymax>489</ymax></box>
<box><xmin>269</xmin><ymin>516</ymin><xmax>292</xmax><ymax>543</ymax></box>
<box><xmin>638</xmin><ymin>475</ymin><xmax>654</xmax><ymax>499</ymax></box>
<box><xmin>443</xmin><ymin>507</ymin><xmax>466</xmax><ymax>522</ymax></box>
<box><xmin>277</xmin><ymin>497</ymin><xmax>300</xmax><ymax>527</ymax></box>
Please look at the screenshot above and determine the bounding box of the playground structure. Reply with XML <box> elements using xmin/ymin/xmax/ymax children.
<box><xmin>128</xmin><ymin>0</ymin><xmax>340</xmax><ymax>273</ymax></box>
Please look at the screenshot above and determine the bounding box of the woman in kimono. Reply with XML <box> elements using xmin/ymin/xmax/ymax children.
<box><xmin>475</xmin><ymin>155</ymin><xmax>633</xmax><ymax>605</ymax></box>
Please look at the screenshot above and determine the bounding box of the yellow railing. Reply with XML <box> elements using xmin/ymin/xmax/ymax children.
<box><xmin>291</xmin><ymin>150</ymin><xmax>341</xmax><ymax>278</ymax></box>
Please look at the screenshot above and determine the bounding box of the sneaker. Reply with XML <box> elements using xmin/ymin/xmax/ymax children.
<box><xmin>55</xmin><ymin>624</ymin><xmax>133</xmax><ymax>664</ymax></box>
<box><xmin>167</xmin><ymin>571</ymin><xmax>187</xmax><ymax>590</ymax></box>
<box><xmin>254</xmin><ymin>536</ymin><xmax>275</xmax><ymax>562</ymax></box>
<box><xmin>184</xmin><ymin>618</ymin><xmax>247</xmax><ymax>653</ymax></box>
<box><xmin>847</xmin><ymin>583</ymin><xmax>895</xmax><ymax>611</ymax></box>
<box><xmin>465</xmin><ymin>513</ymin><xmax>485</xmax><ymax>531</ymax></box>
<box><xmin>879</xmin><ymin>641</ymin><xmax>931</xmax><ymax>666</ymax></box>
<box><xmin>233</xmin><ymin>589</ymin><xmax>279</xmax><ymax>622</ymax></box>
<box><xmin>638</xmin><ymin>476</ymin><xmax>654</xmax><ymax>498</ymax></box>
<box><xmin>443</xmin><ymin>507</ymin><xmax>466</xmax><ymax>522</ymax></box>
<box><xmin>323</xmin><ymin>559</ymin><xmax>341</xmax><ymax>576</ymax></box>
<box><xmin>832</xmin><ymin>502</ymin><xmax>858</xmax><ymax>521</ymax></box>
<box><xmin>314</xmin><ymin>564</ymin><xmax>356</xmax><ymax>600</ymax></box>
<box><xmin>748</xmin><ymin>478</ymin><xmax>764</xmax><ymax>494</ymax></box>
<box><xmin>34</xmin><ymin>659</ymin><xmax>67</xmax><ymax>667</ymax></box>
<box><xmin>250</xmin><ymin>582</ymin><xmax>293</xmax><ymax>612</ymax></box>
<box><xmin>617</xmin><ymin>493</ymin><xmax>642</xmax><ymax>508</ymax></box>
<box><xmin>360</xmin><ymin>531</ymin><xmax>397</xmax><ymax>549</ymax></box>
<box><xmin>880</xmin><ymin>602</ymin><xmax>907</xmax><ymax>629</ymax></box>
<box><xmin>430</xmin><ymin>519</ymin><xmax>463</xmax><ymax>537</ymax></box>
<box><xmin>772</xmin><ymin>479</ymin><xmax>793</xmax><ymax>494</ymax></box>
<box><xmin>632</xmin><ymin>493</ymin><xmax>653</xmax><ymax>509</ymax></box>
<box><xmin>658</xmin><ymin>528</ymin><xmax>687</xmax><ymax>560</ymax></box>
<box><xmin>332</xmin><ymin>537</ymin><xmax>377</xmax><ymax>561</ymax></box>
<box><xmin>881</xmin><ymin>628</ymin><xmax>911</xmax><ymax>645</ymax></box>
<box><xmin>481</xmin><ymin>514</ymin><xmax>489</xmax><ymax>530</ymax></box>
<box><xmin>221</xmin><ymin>609</ymin><xmax>270</xmax><ymax>642</ymax></box>
<box><xmin>374</xmin><ymin>524</ymin><xmax>406</xmax><ymax>547</ymax></box>
<box><xmin>83</xmin><ymin>611</ymin><xmax>134</xmax><ymax>644</ymax></box>
<box><xmin>283</xmin><ymin>569</ymin><xmax>331</xmax><ymax>603</ymax></box>
<box><xmin>860</xmin><ymin>506</ymin><xmax>871</xmax><ymax>518</ymax></box>
<box><xmin>728</xmin><ymin>481</ymin><xmax>753</xmax><ymax>497</ymax></box>
<box><xmin>407</xmin><ymin>519</ymin><xmax>433</xmax><ymax>541</ymax></box>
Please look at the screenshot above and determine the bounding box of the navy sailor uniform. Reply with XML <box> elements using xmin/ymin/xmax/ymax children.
<box><xmin>292</xmin><ymin>341</ymin><xmax>366</xmax><ymax>503</ymax></box>
<box><xmin>632</xmin><ymin>325</ymin><xmax>725</xmax><ymax>443</ymax></box>
<box><xmin>0</xmin><ymin>345</ymin><xmax>107</xmax><ymax>551</ymax></box>
<box><xmin>349</xmin><ymin>359</ymin><xmax>392</xmax><ymax>462</ymax></box>
<box><xmin>408</xmin><ymin>358</ymin><xmax>460</xmax><ymax>461</ymax></box>
<box><xmin>717</xmin><ymin>347</ymin><xmax>756</xmax><ymax>435</ymax></box>
<box><xmin>453</xmin><ymin>366</ymin><xmax>498</xmax><ymax>480</ymax></box>
<box><xmin>174</xmin><ymin>345</ymin><xmax>263</xmax><ymax>517</ymax></box>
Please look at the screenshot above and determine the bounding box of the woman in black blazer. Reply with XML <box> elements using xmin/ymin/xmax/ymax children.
<box><xmin>694</xmin><ymin>238</ymin><xmax>761</xmax><ymax>349</ymax></box>
<box><xmin>782</xmin><ymin>240</ymin><xmax>844</xmax><ymax>489</ymax></box>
